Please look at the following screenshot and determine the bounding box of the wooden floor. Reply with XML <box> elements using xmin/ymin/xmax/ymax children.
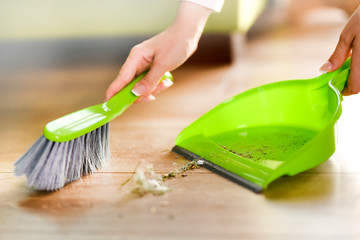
<box><xmin>1</xmin><ymin>21</ymin><xmax>360</xmax><ymax>240</ymax></box>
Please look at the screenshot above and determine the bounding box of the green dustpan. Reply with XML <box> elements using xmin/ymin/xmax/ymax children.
<box><xmin>172</xmin><ymin>58</ymin><xmax>351</xmax><ymax>193</ymax></box>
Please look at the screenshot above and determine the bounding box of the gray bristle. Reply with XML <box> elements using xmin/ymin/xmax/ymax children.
<box><xmin>14</xmin><ymin>123</ymin><xmax>110</xmax><ymax>191</ymax></box>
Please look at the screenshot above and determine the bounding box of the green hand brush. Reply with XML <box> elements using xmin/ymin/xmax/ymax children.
<box><xmin>14</xmin><ymin>72</ymin><xmax>173</xmax><ymax>191</ymax></box>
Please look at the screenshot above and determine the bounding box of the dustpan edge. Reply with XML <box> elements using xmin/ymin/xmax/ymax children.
<box><xmin>171</xmin><ymin>145</ymin><xmax>263</xmax><ymax>193</ymax></box>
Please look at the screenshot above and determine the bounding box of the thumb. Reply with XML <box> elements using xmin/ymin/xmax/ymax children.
<box><xmin>131</xmin><ymin>63</ymin><xmax>167</xmax><ymax>97</ymax></box>
<box><xmin>320</xmin><ymin>33</ymin><xmax>353</xmax><ymax>73</ymax></box>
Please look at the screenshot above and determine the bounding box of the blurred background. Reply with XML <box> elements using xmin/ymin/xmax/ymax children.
<box><xmin>0</xmin><ymin>0</ymin><xmax>357</xmax><ymax>73</ymax></box>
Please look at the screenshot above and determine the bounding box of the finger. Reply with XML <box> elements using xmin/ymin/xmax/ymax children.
<box><xmin>151</xmin><ymin>78</ymin><xmax>173</xmax><ymax>96</ymax></box>
<box><xmin>342</xmin><ymin>36</ymin><xmax>360</xmax><ymax>95</ymax></box>
<box><xmin>105</xmin><ymin>46</ymin><xmax>152</xmax><ymax>101</ymax></box>
<box><xmin>341</xmin><ymin>85</ymin><xmax>352</xmax><ymax>96</ymax></box>
<box><xmin>134</xmin><ymin>78</ymin><xmax>173</xmax><ymax>103</ymax></box>
<box><xmin>134</xmin><ymin>94</ymin><xmax>156</xmax><ymax>103</ymax></box>
<box><xmin>320</xmin><ymin>31</ymin><xmax>353</xmax><ymax>73</ymax></box>
<box><xmin>105</xmin><ymin>59</ymin><xmax>137</xmax><ymax>101</ymax></box>
<box><xmin>131</xmin><ymin>60</ymin><xmax>167</xmax><ymax>97</ymax></box>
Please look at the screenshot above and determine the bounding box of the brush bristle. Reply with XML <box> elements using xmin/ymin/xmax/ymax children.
<box><xmin>14</xmin><ymin>123</ymin><xmax>110</xmax><ymax>191</ymax></box>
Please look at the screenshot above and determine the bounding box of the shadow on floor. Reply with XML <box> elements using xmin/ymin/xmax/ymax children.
<box><xmin>264</xmin><ymin>160</ymin><xmax>335</xmax><ymax>202</ymax></box>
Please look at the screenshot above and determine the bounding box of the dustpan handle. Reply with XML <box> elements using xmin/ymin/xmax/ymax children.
<box><xmin>330</xmin><ymin>68</ymin><xmax>350</xmax><ymax>93</ymax></box>
<box><xmin>321</xmin><ymin>57</ymin><xmax>351</xmax><ymax>93</ymax></box>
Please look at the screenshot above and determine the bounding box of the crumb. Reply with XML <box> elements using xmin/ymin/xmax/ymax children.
<box><xmin>160</xmin><ymin>149</ymin><xmax>170</xmax><ymax>154</ymax></box>
<box><xmin>120</xmin><ymin>178</ymin><xmax>131</xmax><ymax>187</ymax></box>
<box><xmin>160</xmin><ymin>159</ymin><xmax>202</xmax><ymax>181</ymax></box>
<box><xmin>161</xmin><ymin>171</ymin><xmax>176</xmax><ymax>180</ymax></box>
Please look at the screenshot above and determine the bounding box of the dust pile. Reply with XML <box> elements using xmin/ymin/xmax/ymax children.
<box><xmin>131</xmin><ymin>160</ymin><xmax>203</xmax><ymax>196</ymax></box>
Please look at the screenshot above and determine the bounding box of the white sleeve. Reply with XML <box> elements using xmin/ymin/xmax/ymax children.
<box><xmin>179</xmin><ymin>0</ymin><xmax>224</xmax><ymax>12</ymax></box>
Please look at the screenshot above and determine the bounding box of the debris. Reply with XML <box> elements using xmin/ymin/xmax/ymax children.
<box><xmin>160</xmin><ymin>160</ymin><xmax>202</xmax><ymax>181</ymax></box>
<box><xmin>120</xmin><ymin>162</ymin><xmax>141</xmax><ymax>188</ymax></box>
<box><xmin>131</xmin><ymin>170</ymin><xmax>171</xmax><ymax>197</ymax></box>
<box><xmin>161</xmin><ymin>171</ymin><xmax>176</xmax><ymax>180</ymax></box>
<box><xmin>160</xmin><ymin>149</ymin><xmax>170</xmax><ymax>154</ymax></box>
<box><xmin>120</xmin><ymin>178</ymin><xmax>131</xmax><ymax>187</ymax></box>
<box><xmin>130</xmin><ymin>160</ymin><xmax>203</xmax><ymax>197</ymax></box>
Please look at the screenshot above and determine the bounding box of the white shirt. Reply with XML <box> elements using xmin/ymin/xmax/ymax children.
<box><xmin>180</xmin><ymin>0</ymin><xmax>224</xmax><ymax>12</ymax></box>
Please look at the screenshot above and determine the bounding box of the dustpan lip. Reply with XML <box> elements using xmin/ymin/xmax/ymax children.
<box><xmin>171</xmin><ymin>145</ymin><xmax>263</xmax><ymax>193</ymax></box>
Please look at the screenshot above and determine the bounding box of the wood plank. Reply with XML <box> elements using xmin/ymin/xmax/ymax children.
<box><xmin>0</xmin><ymin>172</ymin><xmax>359</xmax><ymax>239</ymax></box>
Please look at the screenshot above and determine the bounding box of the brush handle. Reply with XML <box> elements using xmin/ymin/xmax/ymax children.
<box><xmin>43</xmin><ymin>71</ymin><xmax>172</xmax><ymax>142</ymax></box>
<box><xmin>103</xmin><ymin>71</ymin><xmax>173</xmax><ymax>116</ymax></box>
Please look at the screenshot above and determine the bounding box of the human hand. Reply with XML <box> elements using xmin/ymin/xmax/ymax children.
<box><xmin>105</xmin><ymin>2</ymin><xmax>212</xmax><ymax>103</ymax></box>
<box><xmin>320</xmin><ymin>5</ymin><xmax>360</xmax><ymax>96</ymax></box>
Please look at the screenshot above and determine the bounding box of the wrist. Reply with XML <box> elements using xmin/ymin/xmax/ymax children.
<box><xmin>172</xmin><ymin>1</ymin><xmax>212</xmax><ymax>40</ymax></box>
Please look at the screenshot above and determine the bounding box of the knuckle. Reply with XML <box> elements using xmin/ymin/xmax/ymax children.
<box><xmin>339</xmin><ymin>32</ymin><xmax>352</xmax><ymax>46</ymax></box>
<box><xmin>130</xmin><ymin>44</ymin><xmax>142</xmax><ymax>55</ymax></box>
<box><xmin>187</xmin><ymin>41</ymin><xmax>198</xmax><ymax>55</ymax></box>
<box><xmin>116</xmin><ymin>69</ymin><xmax>125</xmax><ymax>79</ymax></box>
<box><xmin>153</xmin><ymin>59</ymin><xmax>169</xmax><ymax>70</ymax></box>
<box><xmin>140</xmin><ymin>77</ymin><xmax>156</xmax><ymax>90</ymax></box>
<box><xmin>330</xmin><ymin>51</ymin><xmax>345</xmax><ymax>64</ymax></box>
<box><xmin>141</xmin><ymin>73</ymin><xmax>164</xmax><ymax>92</ymax></box>
<box><xmin>347</xmin><ymin>87</ymin><xmax>360</xmax><ymax>95</ymax></box>
<box><xmin>355</xmin><ymin>32</ymin><xmax>360</xmax><ymax>42</ymax></box>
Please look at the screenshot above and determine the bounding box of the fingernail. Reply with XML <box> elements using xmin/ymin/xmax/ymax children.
<box><xmin>320</xmin><ymin>61</ymin><xmax>333</xmax><ymax>73</ymax></box>
<box><xmin>132</xmin><ymin>84</ymin><xmax>146</xmax><ymax>96</ymax></box>
<box><xmin>163</xmin><ymin>78</ymin><xmax>173</xmax><ymax>87</ymax></box>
